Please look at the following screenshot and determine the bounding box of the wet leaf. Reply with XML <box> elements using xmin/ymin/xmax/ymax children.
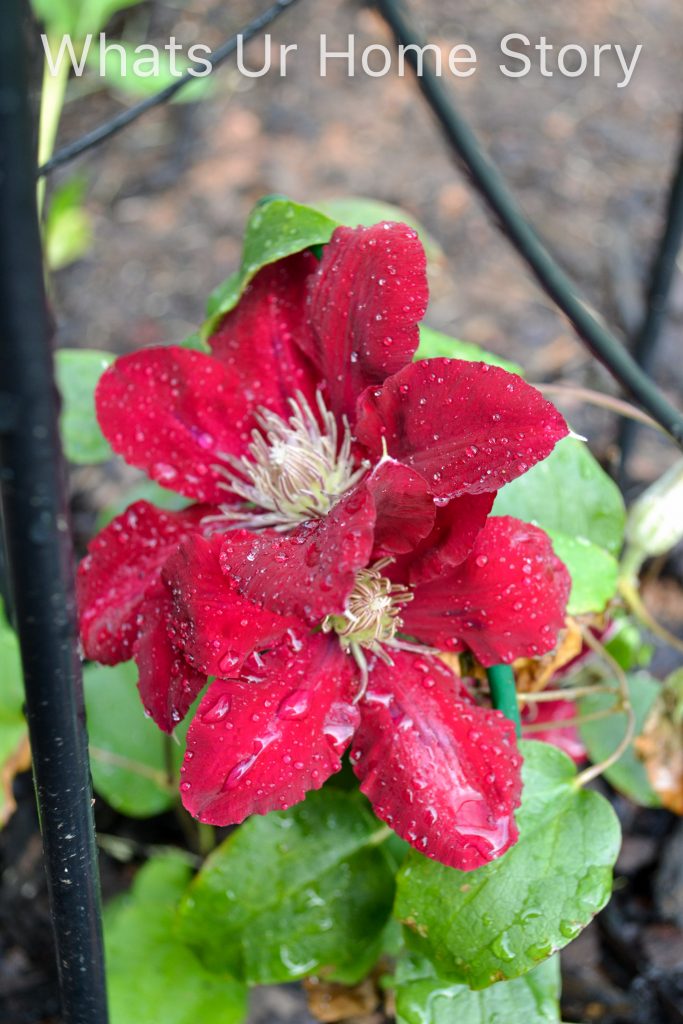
<box><xmin>55</xmin><ymin>349</ymin><xmax>114</xmax><ymax>464</ymax></box>
<box><xmin>545</xmin><ymin>531</ymin><xmax>619</xmax><ymax>615</ymax></box>
<box><xmin>633</xmin><ymin>668</ymin><xmax>683</xmax><ymax>813</ymax></box>
<box><xmin>105</xmin><ymin>853</ymin><xmax>247</xmax><ymax>1024</ymax></box>
<box><xmin>579</xmin><ymin>672</ymin><xmax>661</xmax><ymax>808</ymax></box>
<box><xmin>177</xmin><ymin>789</ymin><xmax>395</xmax><ymax>985</ymax></box>
<box><xmin>395</xmin><ymin>741</ymin><xmax>620</xmax><ymax>988</ymax></box>
<box><xmin>395</xmin><ymin>952</ymin><xmax>561</xmax><ymax>1023</ymax></box>
<box><xmin>0</xmin><ymin>603</ymin><xmax>29</xmax><ymax>828</ymax></box>
<box><xmin>493</xmin><ymin>438</ymin><xmax>626</xmax><ymax>556</ymax></box>
<box><xmin>416</xmin><ymin>326</ymin><xmax>522</xmax><ymax>374</ymax></box>
<box><xmin>84</xmin><ymin>660</ymin><xmax>189</xmax><ymax>817</ymax></box>
<box><xmin>313</xmin><ymin>197</ymin><xmax>443</xmax><ymax>262</ymax></box>
<box><xmin>203</xmin><ymin>198</ymin><xmax>337</xmax><ymax>336</ymax></box>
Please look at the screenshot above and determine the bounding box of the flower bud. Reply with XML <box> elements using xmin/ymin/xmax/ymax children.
<box><xmin>625</xmin><ymin>460</ymin><xmax>683</xmax><ymax>564</ymax></box>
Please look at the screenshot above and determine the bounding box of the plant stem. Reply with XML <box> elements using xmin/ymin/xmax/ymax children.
<box><xmin>534</xmin><ymin>384</ymin><xmax>664</xmax><ymax>433</ymax></box>
<box><xmin>37</xmin><ymin>42</ymin><xmax>71</xmax><ymax>217</ymax></box>
<box><xmin>487</xmin><ymin>664</ymin><xmax>522</xmax><ymax>737</ymax></box>
<box><xmin>522</xmin><ymin>707</ymin><xmax>617</xmax><ymax>732</ymax></box>
<box><xmin>619</xmin><ymin>576</ymin><xmax>683</xmax><ymax>654</ymax></box>
<box><xmin>574</xmin><ymin>627</ymin><xmax>636</xmax><ymax>788</ymax></box>
<box><xmin>518</xmin><ymin>684</ymin><xmax>620</xmax><ymax>703</ymax></box>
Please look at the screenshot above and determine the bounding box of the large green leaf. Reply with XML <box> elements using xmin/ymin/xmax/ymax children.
<box><xmin>416</xmin><ymin>325</ymin><xmax>522</xmax><ymax>375</ymax></box>
<box><xmin>0</xmin><ymin>604</ymin><xmax>29</xmax><ymax>828</ymax></box>
<box><xmin>55</xmin><ymin>349</ymin><xmax>114</xmax><ymax>464</ymax></box>
<box><xmin>203</xmin><ymin>198</ymin><xmax>337</xmax><ymax>337</ymax></box>
<box><xmin>84</xmin><ymin>661</ymin><xmax>186</xmax><ymax>817</ymax></box>
<box><xmin>579</xmin><ymin>672</ymin><xmax>661</xmax><ymax>807</ymax></box>
<box><xmin>313</xmin><ymin>197</ymin><xmax>443</xmax><ymax>262</ymax></box>
<box><xmin>105</xmin><ymin>854</ymin><xmax>247</xmax><ymax>1024</ymax></box>
<box><xmin>395</xmin><ymin>741</ymin><xmax>620</xmax><ymax>989</ymax></box>
<box><xmin>178</xmin><ymin>789</ymin><xmax>395</xmax><ymax>985</ymax></box>
<box><xmin>395</xmin><ymin>953</ymin><xmax>561</xmax><ymax>1024</ymax></box>
<box><xmin>493</xmin><ymin>438</ymin><xmax>626</xmax><ymax>556</ymax></box>
<box><xmin>545</xmin><ymin>531</ymin><xmax>619</xmax><ymax>616</ymax></box>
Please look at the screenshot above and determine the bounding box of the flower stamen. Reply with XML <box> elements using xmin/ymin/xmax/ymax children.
<box><xmin>323</xmin><ymin>559</ymin><xmax>421</xmax><ymax>701</ymax></box>
<box><xmin>205</xmin><ymin>390</ymin><xmax>369</xmax><ymax>532</ymax></box>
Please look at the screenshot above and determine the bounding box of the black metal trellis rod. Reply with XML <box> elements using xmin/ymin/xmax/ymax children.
<box><xmin>618</xmin><ymin>124</ymin><xmax>683</xmax><ymax>480</ymax></box>
<box><xmin>0</xmin><ymin>0</ymin><xmax>109</xmax><ymax>1021</ymax></box>
<box><xmin>37</xmin><ymin>0</ymin><xmax>302</xmax><ymax>177</ymax></box>
<box><xmin>376</xmin><ymin>0</ymin><xmax>683</xmax><ymax>449</ymax></box>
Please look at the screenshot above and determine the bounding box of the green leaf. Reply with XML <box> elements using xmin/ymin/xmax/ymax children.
<box><xmin>178</xmin><ymin>789</ymin><xmax>395</xmax><ymax>985</ymax></box>
<box><xmin>45</xmin><ymin>177</ymin><xmax>93</xmax><ymax>271</ymax></box>
<box><xmin>312</xmin><ymin>197</ymin><xmax>443</xmax><ymax>262</ymax></box>
<box><xmin>395</xmin><ymin>741</ymin><xmax>620</xmax><ymax>988</ymax></box>
<box><xmin>545</xmin><ymin>531</ymin><xmax>619</xmax><ymax>615</ymax></box>
<box><xmin>94</xmin><ymin>43</ymin><xmax>214</xmax><ymax>103</ymax></box>
<box><xmin>493</xmin><ymin>438</ymin><xmax>626</xmax><ymax>556</ymax></box>
<box><xmin>95</xmin><ymin>476</ymin><xmax>190</xmax><ymax>530</ymax></box>
<box><xmin>395</xmin><ymin>953</ymin><xmax>561</xmax><ymax>1024</ymax></box>
<box><xmin>579</xmin><ymin>672</ymin><xmax>661</xmax><ymax>807</ymax></box>
<box><xmin>105</xmin><ymin>853</ymin><xmax>247</xmax><ymax>1024</ymax></box>
<box><xmin>55</xmin><ymin>349</ymin><xmax>114</xmax><ymax>464</ymax></box>
<box><xmin>203</xmin><ymin>197</ymin><xmax>337</xmax><ymax>337</ymax></box>
<box><xmin>416</xmin><ymin>326</ymin><xmax>522</xmax><ymax>375</ymax></box>
<box><xmin>0</xmin><ymin>604</ymin><xmax>29</xmax><ymax>828</ymax></box>
<box><xmin>32</xmin><ymin>0</ymin><xmax>144</xmax><ymax>38</ymax></box>
<box><xmin>604</xmin><ymin>614</ymin><xmax>654</xmax><ymax>671</ymax></box>
<box><xmin>84</xmin><ymin>661</ymin><xmax>184</xmax><ymax>817</ymax></box>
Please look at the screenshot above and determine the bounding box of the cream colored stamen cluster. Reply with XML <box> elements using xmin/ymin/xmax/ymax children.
<box><xmin>323</xmin><ymin>560</ymin><xmax>424</xmax><ymax>702</ymax></box>
<box><xmin>210</xmin><ymin>390</ymin><xmax>368</xmax><ymax>532</ymax></box>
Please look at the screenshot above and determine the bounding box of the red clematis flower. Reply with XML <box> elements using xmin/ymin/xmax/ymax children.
<box><xmin>79</xmin><ymin>222</ymin><xmax>566</xmax><ymax>675</ymax></box>
<box><xmin>77</xmin><ymin>219</ymin><xmax>572</xmax><ymax>868</ymax></box>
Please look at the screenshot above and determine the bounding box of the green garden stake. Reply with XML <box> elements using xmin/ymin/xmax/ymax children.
<box><xmin>487</xmin><ymin>664</ymin><xmax>522</xmax><ymax>738</ymax></box>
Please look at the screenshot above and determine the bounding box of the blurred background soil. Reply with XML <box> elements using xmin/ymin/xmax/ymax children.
<box><xmin>2</xmin><ymin>0</ymin><xmax>683</xmax><ymax>1021</ymax></box>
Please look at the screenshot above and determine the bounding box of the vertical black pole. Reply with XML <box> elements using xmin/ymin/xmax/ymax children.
<box><xmin>0</xmin><ymin>2</ymin><xmax>109</xmax><ymax>1022</ymax></box>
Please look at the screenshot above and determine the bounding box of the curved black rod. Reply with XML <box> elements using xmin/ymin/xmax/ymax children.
<box><xmin>0</xmin><ymin>1</ymin><xmax>108</xmax><ymax>1021</ymax></box>
<box><xmin>618</xmin><ymin>124</ymin><xmax>683</xmax><ymax>480</ymax></box>
<box><xmin>37</xmin><ymin>0</ymin><xmax>301</xmax><ymax>177</ymax></box>
<box><xmin>376</xmin><ymin>0</ymin><xmax>683</xmax><ymax>447</ymax></box>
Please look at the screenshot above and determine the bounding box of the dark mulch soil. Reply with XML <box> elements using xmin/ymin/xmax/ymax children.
<box><xmin>3</xmin><ymin>0</ymin><xmax>683</xmax><ymax>1020</ymax></box>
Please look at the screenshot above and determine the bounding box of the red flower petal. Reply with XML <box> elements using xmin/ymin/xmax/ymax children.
<box><xmin>180</xmin><ymin>634</ymin><xmax>360</xmax><ymax>824</ymax></box>
<box><xmin>134</xmin><ymin>582</ymin><xmax>207</xmax><ymax>733</ymax></box>
<box><xmin>521</xmin><ymin>700</ymin><xmax>586</xmax><ymax>764</ymax></box>
<box><xmin>96</xmin><ymin>347</ymin><xmax>254</xmax><ymax>504</ymax></box>
<box><xmin>208</xmin><ymin>252</ymin><xmax>319</xmax><ymax>419</ymax></box>
<box><xmin>403</xmin><ymin>516</ymin><xmax>571</xmax><ymax>666</ymax></box>
<box><xmin>77</xmin><ymin>501</ymin><xmax>205</xmax><ymax>664</ymax></box>
<box><xmin>355</xmin><ymin>359</ymin><xmax>568</xmax><ymax>500</ymax></box>
<box><xmin>351</xmin><ymin>653</ymin><xmax>522</xmax><ymax>870</ymax></box>
<box><xmin>219</xmin><ymin>485</ymin><xmax>376</xmax><ymax>624</ymax></box>
<box><xmin>402</xmin><ymin>492</ymin><xmax>495</xmax><ymax>585</ymax></box>
<box><xmin>300</xmin><ymin>223</ymin><xmax>428</xmax><ymax>421</ymax></box>
<box><xmin>367</xmin><ymin>460</ymin><xmax>436</xmax><ymax>556</ymax></box>
<box><xmin>163</xmin><ymin>534</ymin><xmax>295</xmax><ymax>677</ymax></box>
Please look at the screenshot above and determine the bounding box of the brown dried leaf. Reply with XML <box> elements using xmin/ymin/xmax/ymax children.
<box><xmin>514</xmin><ymin>618</ymin><xmax>584</xmax><ymax>693</ymax></box>
<box><xmin>303</xmin><ymin>974</ymin><xmax>380</xmax><ymax>1023</ymax></box>
<box><xmin>0</xmin><ymin>732</ymin><xmax>31</xmax><ymax>827</ymax></box>
<box><xmin>635</xmin><ymin>669</ymin><xmax>683</xmax><ymax>815</ymax></box>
